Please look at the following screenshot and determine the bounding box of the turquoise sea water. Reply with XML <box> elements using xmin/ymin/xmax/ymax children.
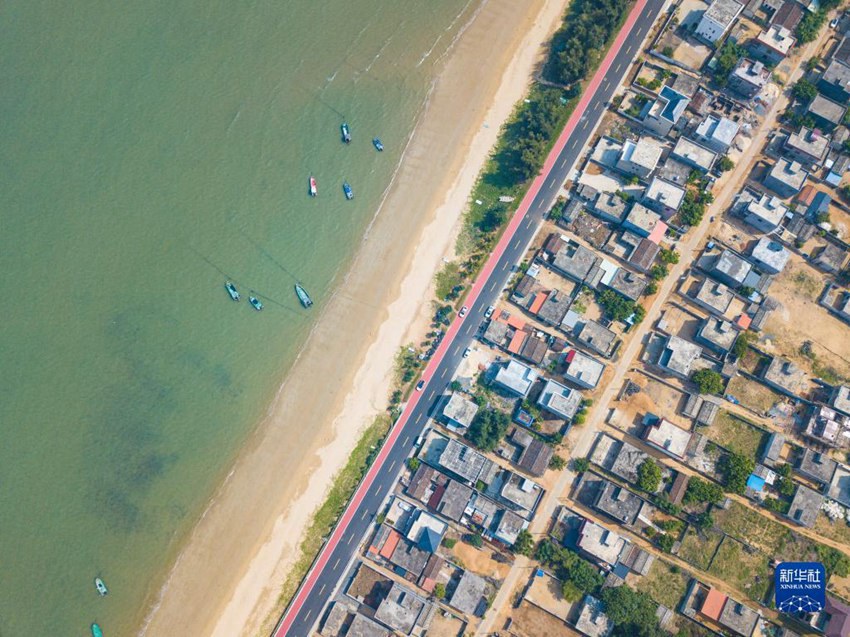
<box><xmin>0</xmin><ymin>0</ymin><xmax>478</xmax><ymax>633</ymax></box>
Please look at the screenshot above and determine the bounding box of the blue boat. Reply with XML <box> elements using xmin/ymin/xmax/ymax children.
<box><xmin>372</xmin><ymin>138</ymin><xmax>384</xmax><ymax>151</ymax></box>
<box><xmin>225</xmin><ymin>281</ymin><xmax>240</xmax><ymax>301</ymax></box>
<box><xmin>91</xmin><ymin>623</ymin><xmax>104</xmax><ymax>637</ymax></box>
<box><xmin>249</xmin><ymin>296</ymin><xmax>264</xmax><ymax>311</ymax></box>
<box><xmin>341</xmin><ymin>122</ymin><xmax>351</xmax><ymax>144</ymax></box>
<box><xmin>295</xmin><ymin>283</ymin><xmax>313</xmax><ymax>308</ymax></box>
<box><xmin>342</xmin><ymin>182</ymin><xmax>354</xmax><ymax>200</ymax></box>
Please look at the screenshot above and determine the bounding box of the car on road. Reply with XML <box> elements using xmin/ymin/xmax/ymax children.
<box><xmin>830</xmin><ymin>17</ymin><xmax>839</xmax><ymax>28</ymax></box>
<box><xmin>463</xmin><ymin>347</ymin><xmax>471</xmax><ymax>358</ymax></box>
<box><xmin>459</xmin><ymin>305</ymin><xmax>468</xmax><ymax>318</ymax></box>
<box><xmin>484</xmin><ymin>305</ymin><xmax>495</xmax><ymax>319</ymax></box>
<box><xmin>415</xmin><ymin>379</ymin><xmax>426</xmax><ymax>391</ymax></box>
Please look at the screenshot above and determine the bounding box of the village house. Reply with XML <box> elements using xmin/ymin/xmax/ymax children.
<box><xmin>576</xmin><ymin>595</ymin><xmax>614</xmax><ymax>637</ymax></box>
<box><xmin>750</xmin><ymin>237</ymin><xmax>789</xmax><ymax>274</ymax></box>
<box><xmin>552</xmin><ymin>240</ymin><xmax>601</xmax><ymax>284</ymax></box>
<box><xmin>510</xmin><ymin>428</ymin><xmax>554</xmax><ymax>478</ymax></box>
<box><xmin>448</xmin><ymin>570</ymin><xmax>488</xmax><ymax>617</ymax></box>
<box><xmin>642</xmin><ymin>417</ymin><xmax>693</xmax><ymax>460</ymax></box>
<box><xmin>831</xmin><ymin>385</ymin><xmax>850</xmax><ymax>417</ymax></box>
<box><xmin>812</xmin><ymin>242</ymin><xmax>848</xmax><ymax>274</ymax></box>
<box><xmin>695</xmin><ymin>114</ymin><xmax>740</xmax><ymax>153</ymax></box>
<box><xmin>593</xmin><ymin>191</ymin><xmax>630</xmax><ymax>224</ymax></box>
<box><xmin>739</xmin><ymin>189</ymin><xmax>788</xmax><ymax>233</ymax></box>
<box><xmin>537</xmin><ymin>377</ymin><xmax>583</xmax><ymax>420</ymax></box>
<box><xmin>761</xmin><ymin>432</ymin><xmax>785</xmax><ymax>466</ymax></box>
<box><xmin>818</xmin><ymin>60</ymin><xmax>850</xmax><ymax>104</ymax></box>
<box><xmin>671</xmin><ymin>136</ymin><xmax>717</xmax><ymax>173</ymax></box>
<box><xmin>718</xmin><ymin>598</ymin><xmax>761</xmax><ymax>637</ymax></box>
<box><xmin>321</xmin><ymin>604</ymin><xmax>392</xmax><ymax>637</ymax></box>
<box><xmin>437</xmin><ymin>438</ymin><xmax>492</xmax><ymax>485</ymax></box>
<box><xmin>656</xmin><ymin>334</ymin><xmax>703</xmax><ymax>378</ymax></box>
<box><xmin>749</xmin><ymin>24</ymin><xmax>795</xmax><ymax>64</ymax></box>
<box><xmin>708</xmin><ymin>249</ymin><xmax>752</xmax><ymax>288</ymax></box>
<box><xmin>433</xmin><ymin>479</ymin><xmax>474</xmax><ymax>522</ymax></box>
<box><xmin>803</xmin><ymin>404</ymin><xmax>850</xmax><ymax>449</ymax></box>
<box><xmin>808</xmin><ymin>94</ymin><xmax>847</xmax><ymax>132</ymax></box>
<box><xmin>728</xmin><ymin>58</ymin><xmax>770</xmax><ymax>98</ymax></box>
<box><xmin>608</xmin><ymin>267</ymin><xmax>648</xmax><ymax>301</ymax></box>
<box><xmin>796</xmin><ymin>448</ymin><xmax>838</xmax><ymax>485</ymax></box>
<box><xmin>574</xmin><ymin>319</ymin><xmax>618</xmax><ymax>358</ymax></box>
<box><xmin>563</xmin><ymin>349</ymin><xmax>606</xmax><ymax>389</ymax></box>
<box><xmin>783</xmin><ymin>127</ymin><xmax>830</xmax><ymax>167</ymax></box>
<box><xmin>696</xmin><ymin>0</ymin><xmax>744</xmax><ymax>43</ymax></box>
<box><xmin>622</xmin><ymin>202</ymin><xmax>662</xmax><ymax>237</ymax></box>
<box><xmin>696</xmin><ymin>316</ymin><xmax>738</xmax><ymax>354</ymax></box>
<box><xmin>441</xmin><ymin>393</ymin><xmax>479</xmax><ymax>432</ymax></box>
<box><xmin>536</xmin><ymin>289</ymin><xmax>571</xmax><ymax>327</ymax></box>
<box><xmin>616</xmin><ymin>136</ymin><xmax>664</xmax><ymax>178</ymax></box>
<box><xmin>493</xmin><ymin>359</ymin><xmax>539</xmax><ymax>397</ymax></box>
<box><xmin>761</xmin><ymin>356</ymin><xmax>807</xmax><ymax>398</ymax></box>
<box><xmin>373</xmin><ymin>581</ymin><xmax>435</xmax><ymax>635</ymax></box>
<box><xmin>593</xmin><ymin>480</ymin><xmax>649</xmax><ymax>527</ymax></box>
<box><xmin>638</xmin><ymin>85</ymin><xmax>690</xmax><ymax>136</ymax></box>
<box><xmin>690</xmin><ymin>278</ymin><xmax>734</xmax><ymax>316</ymax></box>
<box><xmin>577</xmin><ymin>519</ymin><xmax>627</xmax><ymax>566</ymax></box>
<box><xmin>642</xmin><ymin>177</ymin><xmax>685</xmax><ymax>217</ymax></box>
<box><xmin>787</xmin><ymin>484</ymin><xmax>823</xmax><ymax>528</ymax></box>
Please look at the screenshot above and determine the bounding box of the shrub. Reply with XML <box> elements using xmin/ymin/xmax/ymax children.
<box><xmin>441</xmin><ymin>537</ymin><xmax>457</xmax><ymax>549</ymax></box>
<box><xmin>407</xmin><ymin>457</ymin><xmax>421</xmax><ymax>472</ymax></box>
<box><xmin>684</xmin><ymin>477</ymin><xmax>724</xmax><ymax>506</ymax></box>
<box><xmin>549</xmin><ymin>455</ymin><xmax>567</xmax><ymax>470</ymax></box>
<box><xmin>718</xmin><ymin>155</ymin><xmax>735</xmax><ymax>172</ymax></box>
<box><xmin>720</xmin><ymin>452</ymin><xmax>755</xmax><ymax>495</ymax></box>
<box><xmin>512</xmin><ymin>529</ymin><xmax>534</xmax><ymax>556</ymax></box>
<box><xmin>637</xmin><ymin>459</ymin><xmax>662</xmax><ymax>493</ymax></box>
<box><xmin>433</xmin><ymin>582</ymin><xmax>446</xmax><ymax>599</ymax></box>
<box><xmin>466</xmin><ymin>408</ymin><xmax>510</xmax><ymax>451</ymax></box>
<box><xmin>573</xmin><ymin>457</ymin><xmax>590</xmax><ymax>473</ymax></box>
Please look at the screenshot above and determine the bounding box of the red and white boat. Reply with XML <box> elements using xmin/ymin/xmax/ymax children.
<box><xmin>308</xmin><ymin>176</ymin><xmax>318</xmax><ymax>197</ymax></box>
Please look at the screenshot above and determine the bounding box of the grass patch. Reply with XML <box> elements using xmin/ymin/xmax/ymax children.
<box><xmin>270</xmin><ymin>414</ymin><xmax>393</xmax><ymax>620</ymax></box>
<box><xmin>814</xmin><ymin>515</ymin><xmax>850</xmax><ymax>546</ymax></box>
<box><xmin>677</xmin><ymin>526</ymin><xmax>723</xmax><ymax>570</ymax></box>
<box><xmin>435</xmin><ymin>261</ymin><xmax>464</xmax><ymax>301</ymax></box>
<box><xmin>712</xmin><ymin>501</ymin><xmax>792</xmax><ymax>554</ymax></box>
<box><xmin>707</xmin><ymin>536</ymin><xmax>772</xmax><ymax>603</ymax></box>
<box><xmin>705</xmin><ymin>411</ymin><xmax>767</xmax><ymax>457</ymax></box>
<box><xmin>725</xmin><ymin>375</ymin><xmax>783</xmax><ymax>414</ymax></box>
<box><xmin>789</xmin><ymin>266</ymin><xmax>822</xmax><ymax>301</ymax></box>
<box><xmin>636</xmin><ymin>559</ymin><xmax>690</xmax><ymax>609</ymax></box>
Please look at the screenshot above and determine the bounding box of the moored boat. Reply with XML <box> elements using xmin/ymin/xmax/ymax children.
<box><xmin>372</xmin><ymin>138</ymin><xmax>384</xmax><ymax>151</ymax></box>
<box><xmin>309</xmin><ymin>176</ymin><xmax>317</xmax><ymax>197</ymax></box>
<box><xmin>225</xmin><ymin>281</ymin><xmax>240</xmax><ymax>301</ymax></box>
<box><xmin>95</xmin><ymin>577</ymin><xmax>108</xmax><ymax>596</ymax></box>
<box><xmin>342</xmin><ymin>181</ymin><xmax>354</xmax><ymax>200</ymax></box>
<box><xmin>91</xmin><ymin>623</ymin><xmax>104</xmax><ymax>637</ymax></box>
<box><xmin>295</xmin><ymin>283</ymin><xmax>313</xmax><ymax>308</ymax></box>
<box><xmin>341</xmin><ymin>122</ymin><xmax>351</xmax><ymax>144</ymax></box>
<box><xmin>249</xmin><ymin>296</ymin><xmax>264</xmax><ymax>311</ymax></box>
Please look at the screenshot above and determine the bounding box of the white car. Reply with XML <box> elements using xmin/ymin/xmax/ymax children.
<box><xmin>458</xmin><ymin>305</ymin><xmax>468</xmax><ymax>319</ymax></box>
<box><xmin>415</xmin><ymin>379</ymin><xmax>426</xmax><ymax>391</ymax></box>
<box><xmin>484</xmin><ymin>305</ymin><xmax>495</xmax><ymax>319</ymax></box>
<box><xmin>463</xmin><ymin>347</ymin><xmax>471</xmax><ymax>358</ymax></box>
<box><xmin>830</xmin><ymin>18</ymin><xmax>839</xmax><ymax>28</ymax></box>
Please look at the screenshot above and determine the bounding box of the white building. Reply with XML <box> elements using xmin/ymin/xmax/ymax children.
<box><xmin>696</xmin><ymin>0</ymin><xmax>744</xmax><ymax>43</ymax></box>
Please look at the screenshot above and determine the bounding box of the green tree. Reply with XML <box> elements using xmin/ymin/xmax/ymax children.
<box><xmin>720</xmin><ymin>452</ymin><xmax>755</xmax><ymax>494</ymax></box>
<box><xmin>637</xmin><ymin>459</ymin><xmax>662</xmax><ymax>493</ymax></box>
<box><xmin>512</xmin><ymin>529</ymin><xmax>534</xmax><ymax>556</ymax></box>
<box><xmin>407</xmin><ymin>457</ymin><xmax>421</xmax><ymax>472</ymax></box>
<box><xmin>597</xmin><ymin>289</ymin><xmax>638</xmax><ymax>322</ymax></box>
<box><xmin>549</xmin><ymin>454</ymin><xmax>567</xmax><ymax>470</ymax></box>
<box><xmin>731</xmin><ymin>331</ymin><xmax>754</xmax><ymax>360</ymax></box>
<box><xmin>817</xmin><ymin>544</ymin><xmax>850</xmax><ymax>578</ymax></box>
<box><xmin>694</xmin><ymin>510</ymin><xmax>714</xmax><ymax>531</ymax></box>
<box><xmin>466</xmin><ymin>408</ymin><xmax>510</xmax><ymax>451</ymax></box>
<box><xmin>601</xmin><ymin>586</ymin><xmax>660</xmax><ymax>633</ymax></box>
<box><xmin>717</xmin><ymin>155</ymin><xmax>735</xmax><ymax>172</ymax></box>
<box><xmin>466</xmin><ymin>532</ymin><xmax>484</xmax><ymax>549</ymax></box>
<box><xmin>691</xmin><ymin>369</ymin><xmax>724</xmax><ymax>395</ymax></box>
<box><xmin>683</xmin><ymin>477</ymin><xmax>724</xmax><ymax>505</ymax></box>
<box><xmin>433</xmin><ymin>582</ymin><xmax>447</xmax><ymax>599</ymax></box>
<box><xmin>659</xmin><ymin>248</ymin><xmax>679</xmax><ymax>264</ymax></box>
<box><xmin>573</xmin><ymin>457</ymin><xmax>590</xmax><ymax>473</ymax></box>
<box><xmin>792</xmin><ymin>78</ymin><xmax>818</xmax><ymax>104</ymax></box>
<box><xmin>656</xmin><ymin>533</ymin><xmax>675</xmax><ymax>553</ymax></box>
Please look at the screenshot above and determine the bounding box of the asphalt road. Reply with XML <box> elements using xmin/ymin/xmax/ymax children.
<box><xmin>273</xmin><ymin>1</ymin><xmax>666</xmax><ymax>633</ymax></box>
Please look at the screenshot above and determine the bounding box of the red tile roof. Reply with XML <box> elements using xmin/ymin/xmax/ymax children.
<box><xmin>529</xmin><ymin>291</ymin><xmax>549</xmax><ymax>314</ymax></box>
<box><xmin>700</xmin><ymin>587</ymin><xmax>728</xmax><ymax>621</ymax></box>
<box><xmin>507</xmin><ymin>330</ymin><xmax>527</xmax><ymax>354</ymax></box>
<box><xmin>379</xmin><ymin>529</ymin><xmax>401</xmax><ymax>560</ymax></box>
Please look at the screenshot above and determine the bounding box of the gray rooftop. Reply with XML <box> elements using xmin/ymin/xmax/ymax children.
<box><xmin>822</xmin><ymin>60</ymin><xmax>850</xmax><ymax>90</ymax></box>
<box><xmin>537</xmin><ymin>289</ymin><xmax>571</xmax><ymax>326</ymax></box>
<box><xmin>594</xmin><ymin>480</ymin><xmax>645</xmax><ymax>526</ymax></box>
<box><xmin>576</xmin><ymin>596</ymin><xmax>614</xmax><ymax>637</ymax></box>
<box><xmin>787</xmin><ymin>484</ymin><xmax>823</xmax><ymax>528</ymax></box>
<box><xmin>756</xmin><ymin>24</ymin><xmax>795</xmax><ymax>55</ymax></box>
<box><xmin>809</xmin><ymin>94</ymin><xmax>847</xmax><ymax>125</ymax></box>
<box><xmin>718</xmin><ymin>598</ymin><xmax>761</xmax><ymax>637</ymax></box>
<box><xmin>389</xmin><ymin>538</ymin><xmax>431</xmax><ymax>577</ymax></box>
<box><xmin>515</xmin><ymin>434</ymin><xmax>554</xmax><ymax>478</ymax></box>
<box><xmin>611</xmin><ymin>439</ymin><xmax>650</xmax><ymax>483</ymax></box>
<box><xmin>609</xmin><ymin>268</ymin><xmax>648</xmax><ymax>301</ymax></box>
<box><xmin>832</xmin><ymin>385</ymin><xmax>850</xmax><ymax>416</ymax></box>
<box><xmin>762</xmin><ymin>432</ymin><xmax>785</xmax><ymax>465</ymax></box>
<box><xmin>644</xmin><ymin>177</ymin><xmax>685</xmax><ymax>212</ymax></box>
<box><xmin>494</xmin><ymin>509</ymin><xmax>525</xmax><ymax>545</ymax></box>
<box><xmin>537</xmin><ymin>377</ymin><xmax>583</xmax><ymax>420</ymax></box>
<box><xmin>629</xmin><ymin>237</ymin><xmax>661</xmax><ymax>272</ymax></box>
<box><xmin>565</xmin><ymin>349</ymin><xmax>606</xmax><ymax>389</ymax></box>
<box><xmin>797</xmin><ymin>448</ymin><xmax>838</xmax><ymax>485</ymax></box>
<box><xmin>499</xmin><ymin>471</ymin><xmax>542</xmax><ymax>513</ymax></box>
<box><xmin>762</xmin><ymin>356</ymin><xmax>807</xmax><ymax>397</ymax></box>
<box><xmin>448</xmin><ymin>570</ymin><xmax>488</xmax><ymax>616</ymax></box>
<box><xmin>785</xmin><ymin>127</ymin><xmax>830</xmax><ymax>163</ymax></box>
<box><xmin>643</xmin><ymin>417</ymin><xmax>693</xmax><ymax>459</ymax></box>
<box><xmin>617</xmin><ymin>136</ymin><xmax>664</xmax><ymax>174</ymax></box>
<box><xmin>438</xmin><ymin>438</ymin><xmax>490</xmax><ymax>484</ymax></box>
<box><xmin>435</xmin><ymin>479</ymin><xmax>473</xmax><ymax>521</ymax></box>
<box><xmin>658</xmin><ymin>334</ymin><xmax>703</xmax><ymax>378</ymax></box>
<box><xmin>552</xmin><ymin>241</ymin><xmax>600</xmax><ymax>283</ymax></box>
<box><xmin>672</xmin><ymin>136</ymin><xmax>718</xmax><ymax>172</ymax></box>
<box><xmin>765</xmin><ymin>158</ymin><xmax>808</xmax><ymax>192</ymax></box>
<box><xmin>704</xmin><ymin>0</ymin><xmax>744</xmax><ymax>28</ymax></box>
<box><xmin>575</xmin><ymin>320</ymin><xmax>618</xmax><ymax>357</ymax></box>
<box><xmin>593</xmin><ymin>191</ymin><xmax>629</xmax><ymax>221</ymax></box>
<box><xmin>713</xmin><ymin>249</ymin><xmax>752</xmax><ymax>285</ymax></box>
<box><xmin>493</xmin><ymin>359</ymin><xmax>539</xmax><ymax>397</ymax></box>
<box><xmin>624</xmin><ymin>203</ymin><xmax>662</xmax><ymax>235</ymax></box>
<box><xmin>751</xmin><ymin>237</ymin><xmax>790</xmax><ymax>273</ymax></box>
<box><xmin>347</xmin><ymin>612</ymin><xmax>392</xmax><ymax>637</ymax></box>
<box><xmin>374</xmin><ymin>582</ymin><xmax>431</xmax><ymax>634</ymax></box>
<box><xmin>697</xmin><ymin>316</ymin><xmax>737</xmax><ymax>352</ymax></box>
<box><xmin>731</xmin><ymin>58</ymin><xmax>770</xmax><ymax>90</ymax></box>
<box><xmin>742</xmin><ymin>191</ymin><xmax>787</xmax><ymax>229</ymax></box>
<box><xmin>481</xmin><ymin>318</ymin><xmax>510</xmax><ymax>346</ymax></box>
<box><xmin>693</xmin><ymin>278</ymin><xmax>733</xmax><ymax>314</ymax></box>
<box><xmin>578</xmin><ymin>520</ymin><xmax>627</xmax><ymax>565</ymax></box>
<box><xmin>442</xmin><ymin>393</ymin><xmax>479</xmax><ymax>429</ymax></box>
<box><xmin>695</xmin><ymin>114</ymin><xmax>740</xmax><ymax>148</ymax></box>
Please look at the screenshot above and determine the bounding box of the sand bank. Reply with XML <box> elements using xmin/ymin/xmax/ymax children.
<box><xmin>140</xmin><ymin>0</ymin><xmax>569</xmax><ymax>634</ymax></box>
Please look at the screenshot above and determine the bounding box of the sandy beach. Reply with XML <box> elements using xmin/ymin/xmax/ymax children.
<box><xmin>139</xmin><ymin>0</ymin><xmax>570</xmax><ymax>635</ymax></box>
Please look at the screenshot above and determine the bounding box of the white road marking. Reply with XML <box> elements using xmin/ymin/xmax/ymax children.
<box><xmin>319</xmin><ymin>583</ymin><xmax>326</xmax><ymax>595</ymax></box>
<box><xmin>559</xmin><ymin>157</ymin><xmax>568</xmax><ymax>168</ymax></box>
<box><xmin>453</xmin><ymin>344</ymin><xmax>461</xmax><ymax>355</ymax></box>
<box><xmin>403</xmin><ymin>435</ymin><xmax>410</xmax><ymax>446</ymax></box>
<box><xmin>512</xmin><ymin>238</ymin><xmax>521</xmax><ymax>249</ymax></box>
<box><xmin>626</xmin><ymin>45</ymin><xmax>632</xmax><ymax>54</ymax></box>
<box><xmin>346</xmin><ymin>534</ymin><xmax>354</xmax><ymax>545</ymax></box>
<box><xmin>333</xmin><ymin>557</ymin><xmax>341</xmax><ymax>570</ymax></box>
<box><xmin>571</xmin><ymin>139</ymin><xmax>579</xmax><ymax>148</ymax></box>
<box><xmin>489</xmin><ymin>280</ymin><xmax>499</xmax><ymax>291</ymax></box>
<box><xmin>305</xmin><ymin>609</ymin><xmax>313</xmax><ymax>621</ymax></box>
<box><xmin>388</xmin><ymin>459</ymin><xmax>397</xmax><ymax>471</ymax></box>
<box><xmin>440</xmin><ymin>367</ymin><xmax>447</xmax><ymax>379</ymax></box>
<box><xmin>615</xmin><ymin>62</ymin><xmax>622</xmax><ymax>73</ymax></box>
<box><xmin>428</xmin><ymin>390</ymin><xmax>436</xmax><ymax>401</ymax></box>
<box><xmin>414</xmin><ymin>413</ymin><xmax>424</xmax><ymax>425</ymax></box>
<box><xmin>501</xmin><ymin>261</ymin><xmax>509</xmax><ymax>271</ymax></box>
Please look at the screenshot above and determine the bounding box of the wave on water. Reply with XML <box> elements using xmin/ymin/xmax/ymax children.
<box><xmin>416</xmin><ymin>0</ymin><xmax>481</xmax><ymax>68</ymax></box>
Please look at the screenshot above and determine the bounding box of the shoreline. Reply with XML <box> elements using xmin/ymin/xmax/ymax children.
<box><xmin>139</xmin><ymin>0</ymin><xmax>571</xmax><ymax>635</ymax></box>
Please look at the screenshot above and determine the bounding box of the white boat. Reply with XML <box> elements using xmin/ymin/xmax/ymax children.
<box><xmin>95</xmin><ymin>577</ymin><xmax>108</xmax><ymax>596</ymax></box>
<box><xmin>309</xmin><ymin>176</ymin><xmax>317</xmax><ymax>197</ymax></box>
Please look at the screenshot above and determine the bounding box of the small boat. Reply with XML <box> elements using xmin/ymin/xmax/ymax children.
<box><xmin>295</xmin><ymin>283</ymin><xmax>313</xmax><ymax>308</ymax></box>
<box><xmin>225</xmin><ymin>281</ymin><xmax>240</xmax><ymax>301</ymax></box>
<box><xmin>91</xmin><ymin>623</ymin><xmax>104</xmax><ymax>637</ymax></box>
<box><xmin>343</xmin><ymin>182</ymin><xmax>354</xmax><ymax>200</ymax></box>
<box><xmin>372</xmin><ymin>138</ymin><xmax>384</xmax><ymax>152</ymax></box>
<box><xmin>341</xmin><ymin>122</ymin><xmax>352</xmax><ymax>144</ymax></box>
<box><xmin>95</xmin><ymin>577</ymin><xmax>108</xmax><ymax>596</ymax></box>
<box><xmin>249</xmin><ymin>296</ymin><xmax>264</xmax><ymax>311</ymax></box>
<box><xmin>309</xmin><ymin>176</ymin><xmax>317</xmax><ymax>197</ymax></box>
